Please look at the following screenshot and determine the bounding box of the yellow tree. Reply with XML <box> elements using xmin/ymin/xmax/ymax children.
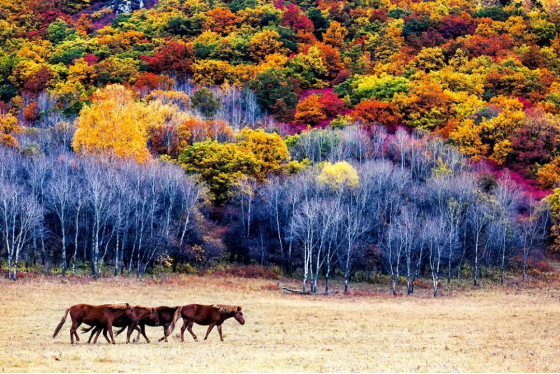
<box><xmin>0</xmin><ymin>113</ymin><xmax>20</xmax><ymax>147</ymax></box>
<box><xmin>249</xmin><ymin>30</ymin><xmax>285</xmax><ymax>62</ymax></box>
<box><xmin>237</xmin><ymin>128</ymin><xmax>291</xmax><ymax>180</ymax></box>
<box><xmin>192</xmin><ymin>60</ymin><xmax>235</xmax><ymax>85</ymax></box>
<box><xmin>482</xmin><ymin>96</ymin><xmax>525</xmax><ymax>165</ymax></box>
<box><xmin>448</xmin><ymin>119</ymin><xmax>489</xmax><ymax>161</ymax></box>
<box><xmin>323</xmin><ymin>21</ymin><xmax>348</xmax><ymax>49</ymax></box>
<box><xmin>317</xmin><ymin>161</ymin><xmax>359</xmax><ymax>190</ymax></box>
<box><xmin>72</xmin><ymin>85</ymin><xmax>152</xmax><ymax>163</ymax></box>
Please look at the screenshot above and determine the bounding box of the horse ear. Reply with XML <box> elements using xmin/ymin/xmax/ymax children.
<box><xmin>237</xmin><ymin>306</ymin><xmax>242</xmax><ymax>311</ymax></box>
<box><xmin>126</xmin><ymin>303</ymin><xmax>130</xmax><ymax>308</ymax></box>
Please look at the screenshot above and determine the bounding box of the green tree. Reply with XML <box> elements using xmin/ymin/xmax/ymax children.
<box><xmin>178</xmin><ymin>140</ymin><xmax>260</xmax><ymax>204</ymax></box>
<box><xmin>249</xmin><ymin>68</ymin><xmax>298</xmax><ymax>120</ymax></box>
<box><xmin>190</xmin><ymin>88</ymin><xmax>221</xmax><ymax>119</ymax></box>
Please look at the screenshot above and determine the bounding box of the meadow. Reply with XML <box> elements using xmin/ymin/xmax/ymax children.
<box><xmin>1</xmin><ymin>275</ymin><xmax>560</xmax><ymax>373</ymax></box>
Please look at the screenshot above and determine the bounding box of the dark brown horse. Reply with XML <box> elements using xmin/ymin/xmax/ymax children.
<box><xmin>115</xmin><ymin>306</ymin><xmax>182</xmax><ymax>343</ymax></box>
<box><xmin>81</xmin><ymin>306</ymin><xmax>159</xmax><ymax>344</ymax></box>
<box><xmin>176</xmin><ymin>304</ymin><xmax>245</xmax><ymax>342</ymax></box>
<box><xmin>53</xmin><ymin>303</ymin><xmax>136</xmax><ymax>344</ymax></box>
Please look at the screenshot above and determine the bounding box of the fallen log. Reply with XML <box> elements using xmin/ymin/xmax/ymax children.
<box><xmin>281</xmin><ymin>287</ymin><xmax>311</xmax><ymax>295</ymax></box>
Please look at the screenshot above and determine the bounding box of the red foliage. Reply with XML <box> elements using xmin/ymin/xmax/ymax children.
<box><xmin>83</xmin><ymin>54</ymin><xmax>99</xmax><ymax>65</ymax></box>
<box><xmin>318</xmin><ymin>91</ymin><xmax>345</xmax><ymax>118</ymax></box>
<box><xmin>439</xmin><ymin>13</ymin><xmax>476</xmax><ymax>39</ymax></box>
<box><xmin>134</xmin><ymin>72</ymin><xmax>175</xmax><ymax>91</ymax></box>
<box><xmin>317</xmin><ymin>43</ymin><xmax>343</xmax><ymax>81</ymax></box>
<box><xmin>23</xmin><ymin>102</ymin><xmax>39</xmax><ymax>122</ymax></box>
<box><xmin>463</xmin><ymin>34</ymin><xmax>514</xmax><ymax>58</ymax></box>
<box><xmin>369</xmin><ymin>8</ymin><xmax>387</xmax><ymax>23</ymax></box>
<box><xmin>333</xmin><ymin>69</ymin><xmax>352</xmax><ymax>85</ymax></box>
<box><xmin>510</xmin><ymin>109</ymin><xmax>560</xmax><ymax>172</ymax></box>
<box><xmin>351</xmin><ymin>99</ymin><xmax>402</xmax><ymax>126</ymax></box>
<box><xmin>281</xmin><ymin>4</ymin><xmax>314</xmax><ymax>32</ymax></box>
<box><xmin>145</xmin><ymin>40</ymin><xmax>194</xmax><ymax>74</ymax></box>
<box><xmin>23</xmin><ymin>66</ymin><xmax>55</xmax><ymax>95</ymax></box>
<box><xmin>274</xmin><ymin>0</ymin><xmax>286</xmax><ymax>9</ymax></box>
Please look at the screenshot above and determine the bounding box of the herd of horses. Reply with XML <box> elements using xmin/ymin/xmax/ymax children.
<box><xmin>52</xmin><ymin>303</ymin><xmax>245</xmax><ymax>344</ymax></box>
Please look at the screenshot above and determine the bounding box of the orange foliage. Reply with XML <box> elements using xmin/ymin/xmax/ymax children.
<box><xmin>295</xmin><ymin>94</ymin><xmax>326</xmax><ymax>125</ymax></box>
<box><xmin>351</xmin><ymin>99</ymin><xmax>401</xmax><ymax>126</ymax></box>
<box><xmin>205</xmin><ymin>8</ymin><xmax>239</xmax><ymax>35</ymax></box>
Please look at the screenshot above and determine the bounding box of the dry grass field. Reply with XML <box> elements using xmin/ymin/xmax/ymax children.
<box><xmin>1</xmin><ymin>275</ymin><xmax>560</xmax><ymax>372</ymax></box>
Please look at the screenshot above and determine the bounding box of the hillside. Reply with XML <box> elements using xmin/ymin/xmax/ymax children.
<box><xmin>0</xmin><ymin>0</ymin><xmax>560</xmax><ymax>294</ymax></box>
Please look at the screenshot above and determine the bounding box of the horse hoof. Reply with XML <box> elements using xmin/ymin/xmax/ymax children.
<box><xmin>146</xmin><ymin>340</ymin><xmax>150</xmax><ymax>344</ymax></box>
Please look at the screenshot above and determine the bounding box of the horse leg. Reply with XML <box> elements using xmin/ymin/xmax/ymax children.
<box><xmin>70</xmin><ymin>319</ymin><xmax>80</xmax><ymax>345</ymax></box>
<box><xmin>203</xmin><ymin>323</ymin><xmax>216</xmax><ymax>341</ymax></box>
<box><xmin>187</xmin><ymin>320</ymin><xmax>198</xmax><ymax>341</ymax></box>
<box><xmin>126</xmin><ymin>324</ymin><xmax>134</xmax><ymax>344</ymax></box>
<box><xmin>107</xmin><ymin>323</ymin><xmax>116</xmax><ymax>344</ymax></box>
<box><xmin>93</xmin><ymin>328</ymin><xmax>103</xmax><ymax>344</ymax></box>
<box><xmin>163</xmin><ymin>324</ymin><xmax>170</xmax><ymax>342</ymax></box>
<box><xmin>103</xmin><ymin>328</ymin><xmax>111</xmax><ymax>344</ymax></box>
<box><xmin>217</xmin><ymin>325</ymin><xmax>224</xmax><ymax>342</ymax></box>
<box><xmin>180</xmin><ymin>320</ymin><xmax>187</xmax><ymax>342</ymax></box>
<box><xmin>88</xmin><ymin>327</ymin><xmax>99</xmax><ymax>344</ymax></box>
<box><xmin>140</xmin><ymin>325</ymin><xmax>150</xmax><ymax>344</ymax></box>
<box><xmin>74</xmin><ymin>321</ymin><xmax>81</xmax><ymax>344</ymax></box>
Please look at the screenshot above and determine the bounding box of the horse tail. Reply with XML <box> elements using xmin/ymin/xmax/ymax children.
<box><xmin>115</xmin><ymin>326</ymin><xmax>127</xmax><ymax>337</ymax></box>
<box><xmin>80</xmin><ymin>325</ymin><xmax>95</xmax><ymax>334</ymax></box>
<box><xmin>53</xmin><ymin>307</ymin><xmax>71</xmax><ymax>338</ymax></box>
<box><xmin>167</xmin><ymin>306</ymin><xmax>183</xmax><ymax>337</ymax></box>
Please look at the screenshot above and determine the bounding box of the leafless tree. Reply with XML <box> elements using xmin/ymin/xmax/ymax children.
<box><xmin>467</xmin><ymin>193</ymin><xmax>492</xmax><ymax>286</ymax></box>
<box><xmin>424</xmin><ymin>216</ymin><xmax>446</xmax><ymax>296</ymax></box>
<box><xmin>0</xmin><ymin>182</ymin><xmax>42</xmax><ymax>280</ymax></box>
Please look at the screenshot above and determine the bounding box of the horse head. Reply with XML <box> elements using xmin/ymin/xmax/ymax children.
<box><xmin>234</xmin><ymin>306</ymin><xmax>245</xmax><ymax>325</ymax></box>
<box><xmin>124</xmin><ymin>303</ymin><xmax>138</xmax><ymax>323</ymax></box>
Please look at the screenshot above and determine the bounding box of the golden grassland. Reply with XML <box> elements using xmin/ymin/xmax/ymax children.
<box><xmin>1</xmin><ymin>275</ymin><xmax>560</xmax><ymax>372</ymax></box>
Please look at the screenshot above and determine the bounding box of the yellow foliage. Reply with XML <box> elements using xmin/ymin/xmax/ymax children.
<box><xmin>192</xmin><ymin>59</ymin><xmax>235</xmax><ymax>85</ymax></box>
<box><xmin>323</xmin><ymin>21</ymin><xmax>348</xmax><ymax>48</ymax></box>
<box><xmin>0</xmin><ymin>113</ymin><xmax>20</xmax><ymax>147</ymax></box>
<box><xmin>448</xmin><ymin>119</ymin><xmax>489</xmax><ymax>161</ymax></box>
<box><xmin>67</xmin><ymin>58</ymin><xmax>97</xmax><ymax>85</ymax></box>
<box><xmin>317</xmin><ymin>161</ymin><xmax>359</xmax><ymax>190</ymax></box>
<box><xmin>72</xmin><ymin>85</ymin><xmax>153</xmax><ymax>163</ymax></box>
<box><xmin>237</xmin><ymin>128</ymin><xmax>291</xmax><ymax>180</ymax></box>
<box><xmin>249</xmin><ymin>30</ymin><xmax>285</xmax><ymax>62</ymax></box>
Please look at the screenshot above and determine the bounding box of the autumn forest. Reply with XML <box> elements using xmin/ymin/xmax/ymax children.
<box><xmin>1</xmin><ymin>0</ymin><xmax>560</xmax><ymax>296</ymax></box>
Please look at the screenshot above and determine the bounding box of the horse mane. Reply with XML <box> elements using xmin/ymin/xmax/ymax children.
<box><xmin>212</xmin><ymin>304</ymin><xmax>240</xmax><ymax>314</ymax></box>
<box><xmin>132</xmin><ymin>305</ymin><xmax>150</xmax><ymax>309</ymax></box>
<box><xmin>108</xmin><ymin>303</ymin><xmax>129</xmax><ymax>310</ymax></box>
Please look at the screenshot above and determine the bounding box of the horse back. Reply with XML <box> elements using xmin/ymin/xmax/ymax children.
<box><xmin>181</xmin><ymin>304</ymin><xmax>219</xmax><ymax>325</ymax></box>
<box><xmin>73</xmin><ymin>304</ymin><xmax>125</xmax><ymax>325</ymax></box>
<box><xmin>151</xmin><ymin>306</ymin><xmax>179</xmax><ymax>326</ymax></box>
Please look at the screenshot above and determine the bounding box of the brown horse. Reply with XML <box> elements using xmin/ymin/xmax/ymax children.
<box><xmin>176</xmin><ymin>304</ymin><xmax>245</xmax><ymax>342</ymax></box>
<box><xmin>115</xmin><ymin>306</ymin><xmax>182</xmax><ymax>343</ymax></box>
<box><xmin>53</xmin><ymin>303</ymin><xmax>136</xmax><ymax>344</ymax></box>
<box><xmin>81</xmin><ymin>306</ymin><xmax>159</xmax><ymax>344</ymax></box>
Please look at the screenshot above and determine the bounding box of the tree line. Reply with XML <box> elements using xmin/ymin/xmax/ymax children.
<box><xmin>0</xmin><ymin>122</ymin><xmax>549</xmax><ymax>296</ymax></box>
